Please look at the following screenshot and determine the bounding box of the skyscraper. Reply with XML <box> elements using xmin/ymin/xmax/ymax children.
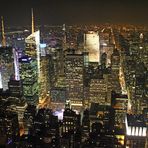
<box><xmin>1</xmin><ymin>16</ymin><xmax>6</xmax><ymax>47</ymax></box>
<box><xmin>19</xmin><ymin>56</ymin><xmax>38</xmax><ymax>105</ymax></box>
<box><xmin>25</xmin><ymin>30</ymin><xmax>40</xmax><ymax>75</ymax></box>
<box><xmin>65</xmin><ymin>53</ymin><xmax>84</xmax><ymax>110</ymax></box>
<box><xmin>0</xmin><ymin>47</ymin><xmax>15</xmax><ymax>91</ymax></box>
<box><xmin>0</xmin><ymin>15</ymin><xmax>20</xmax><ymax>91</ymax></box>
<box><xmin>89</xmin><ymin>78</ymin><xmax>107</xmax><ymax>105</ymax></box>
<box><xmin>84</xmin><ymin>31</ymin><xmax>100</xmax><ymax>63</ymax></box>
<box><xmin>25</xmin><ymin>30</ymin><xmax>41</xmax><ymax>98</ymax></box>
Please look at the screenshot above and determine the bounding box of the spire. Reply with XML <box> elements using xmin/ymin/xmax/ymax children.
<box><xmin>62</xmin><ymin>24</ymin><xmax>66</xmax><ymax>31</ymax></box>
<box><xmin>31</xmin><ymin>8</ymin><xmax>35</xmax><ymax>34</ymax></box>
<box><xmin>62</xmin><ymin>24</ymin><xmax>66</xmax><ymax>50</ymax></box>
<box><xmin>1</xmin><ymin>16</ymin><xmax>6</xmax><ymax>47</ymax></box>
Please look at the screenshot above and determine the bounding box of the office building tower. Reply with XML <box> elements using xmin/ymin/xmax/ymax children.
<box><xmin>25</xmin><ymin>30</ymin><xmax>40</xmax><ymax>76</ymax></box>
<box><xmin>40</xmin><ymin>53</ymin><xmax>50</xmax><ymax>99</ymax></box>
<box><xmin>19</xmin><ymin>56</ymin><xmax>38</xmax><ymax>105</ymax></box>
<box><xmin>8</xmin><ymin>79</ymin><xmax>22</xmax><ymax>97</ymax></box>
<box><xmin>111</xmin><ymin>48</ymin><xmax>120</xmax><ymax>70</ymax></box>
<box><xmin>7</xmin><ymin>48</ymin><xmax>21</xmax><ymax>97</ymax></box>
<box><xmin>111</xmin><ymin>92</ymin><xmax>128</xmax><ymax>127</ymax></box>
<box><xmin>65</xmin><ymin>53</ymin><xmax>84</xmax><ymax>110</ymax></box>
<box><xmin>84</xmin><ymin>31</ymin><xmax>100</xmax><ymax>63</ymax></box>
<box><xmin>0</xmin><ymin>18</ymin><xmax>20</xmax><ymax>92</ymax></box>
<box><xmin>0</xmin><ymin>47</ymin><xmax>15</xmax><ymax>91</ymax></box>
<box><xmin>110</xmin><ymin>48</ymin><xmax>122</xmax><ymax>94</ymax></box>
<box><xmin>25</xmin><ymin>30</ymin><xmax>41</xmax><ymax>98</ymax></box>
<box><xmin>62</xmin><ymin>108</ymin><xmax>80</xmax><ymax>134</ymax></box>
<box><xmin>56</xmin><ymin>48</ymin><xmax>65</xmax><ymax>75</ymax></box>
<box><xmin>89</xmin><ymin>78</ymin><xmax>107</xmax><ymax>105</ymax></box>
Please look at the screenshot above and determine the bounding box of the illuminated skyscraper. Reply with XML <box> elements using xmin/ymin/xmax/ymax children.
<box><xmin>65</xmin><ymin>53</ymin><xmax>84</xmax><ymax>110</ymax></box>
<box><xmin>110</xmin><ymin>48</ymin><xmax>121</xmax><ymax>94</ymax></box>
<box><xmin>40</xmin><ymin>44</ymin><xmax>51</xmax><ymax>98</ymax></box>
<box><xmin>31</xmin><ymin>8</ymin><xmax>35</xmax><ymax>34</ymax></box>
<box><xmin>19</xmin><ymin>56</ymin><xmax>38</xmax><ymax>105</ymax></box>
<box><xmin>1</xmin><ymin>16</ymin><xmax>6</xmax><ymax>47</ymax></box>
<box><xmin>25</xmin><ymin>30</ymin><xmax>40</xmax><ymax>73</ymax></box>
<box><xmin>0</xmin><ymin>47</ymin><xmax>15</xmax><ymax>91</ymax></box>
<box><xmin>0</xmin><ymin>17</ymin><xmax>20</xmax><ymax>91</ymax></box>
<box><xmin>89</xmin><ymin>78</ymin><xmax>107</xmax><ymax>105</ymax></box>
<box><xmin>25</xmin><ymin>30</ymin><xmax>41</xmax><ymax>98</ymax></box>
<box><xmin>84</xmin><ymin>31</ymin><xmax>100</xmax><ymax>63</ymax></box>
<box><xmin>111</xmin><ymin>92</ymin><xmax>128</xmax><ymax>127</ymax></box>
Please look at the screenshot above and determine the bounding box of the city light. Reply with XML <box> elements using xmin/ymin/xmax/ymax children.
<box><xmin>0</xmin><ymin>2</ymin><xmax>148</xmax><ymax>147</ymax></box>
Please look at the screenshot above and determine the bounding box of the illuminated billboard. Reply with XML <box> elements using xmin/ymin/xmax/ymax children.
<box><xmin>85</xmin><ymin>31</ymin><xmax>100</xmax><ymax>63</ymax></box>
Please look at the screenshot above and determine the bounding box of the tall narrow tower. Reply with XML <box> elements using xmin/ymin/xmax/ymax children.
<box><xmin>62</xmin><ymin>24</ymin><xmax>66</xmax><ymax>50</ymax></box>
<box><xmin>1</xmin><ymin>16</ymin><xmax>6</xmax><ymax>47</ymax></box>
<box><xmin>31</xmin><ymin>8</ymin><xmax>35</xmax><ymax>34</ymax></box>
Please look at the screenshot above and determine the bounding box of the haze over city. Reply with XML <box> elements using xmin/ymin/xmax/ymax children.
<box><xmin>1</xmin><ymin>0</ymin><xmax>148</xmax><ymax>26</ymax></box>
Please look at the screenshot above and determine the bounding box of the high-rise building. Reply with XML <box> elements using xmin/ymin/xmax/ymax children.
<box><xmin>65</xmin><ymin>53</ymin><xmax>84</xmax><ymax>110</ymax></box>
<box><xmin>25</xmin><ymin>30</ymin><xmax>40</xmax><ymax>76</ymax></box>
<box><xmin>111</xmin><ymin>48</ymin><xmax>120</xmax><ymax>70</ymax></box>
<box><xmin>0</xmin><ymin>17</ymin><xmax>20</xmax><ymax>91</ymax></box>
<box><xmin>111</xmin><ymin>91</ymin><xmax>128</xmax><ymax>127</ymax></box>
<box><xmin>25</xmin><ymin>30</ymin><xmax>41</xmax><ymax>99</ymax></box>
<box><xmin>62</xmin><ymin>108</ymin><xmax>80</xmax><ymax>134</ymax></box>
<box><xmin>89</xmin><ymin>78</ymin><xmax>107</xmax><ymax>105</ymax></box>
<box><xmin>19</xmin><ymin>56</ymin><xmax>38</xmax><ymax>105</ymax></box>
<box><xmin>8</xmin><ymin>79</ymin><xmax>22</xmax><ymax>97</ymax></box>
<box><xmin>40</xmin><ymin>51</ymin><xmax>50</xmax><ymax>99</ymax></box>
<box><xmin>110</xmin><ymin>48</ymin><xmax>122</xmax><ymax>94</ymax></box>
<box><xmin>0</xmin><ymin>47</ymin><xmax>15</xmax><ymax>91</ymax></box>
<box><xmin>84</xmin><ymin>31</ymin><xmax>100</xmax><ymax>63</ymax></box>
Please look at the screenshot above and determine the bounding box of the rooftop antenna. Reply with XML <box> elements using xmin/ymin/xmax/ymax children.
<box><xmin>31</xmin><ymin>8</ymin><xmax>35</xmax><ymax>34</ymax></box>
<box><xmin>1</xmin><ymin>16</ymin><xmax>6</xmax><ymax>47</ymax></box>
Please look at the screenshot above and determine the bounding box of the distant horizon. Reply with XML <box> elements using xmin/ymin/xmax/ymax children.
<box><xmin>2</xmin><ymin>23</ymin><xmax>148</xmax><ymax>29</ymax></box>
<box><xmin>1</xmin><ymin>0</ymin><xmax>148</xmax><ymax>27</ymax></box>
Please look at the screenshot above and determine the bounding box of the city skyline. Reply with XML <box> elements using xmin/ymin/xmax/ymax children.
<box><xmin>1</xmin><ymin>0</ymin><xmax>148</xmax><ymax>26</ymax></box>
<box><xmin>0</xmin><ymin>1</ymin><xmax>148</xmax><ymax>147</ymax></box>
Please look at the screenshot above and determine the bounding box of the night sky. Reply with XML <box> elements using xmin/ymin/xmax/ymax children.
<box><xmin>0</xmin><ymin>0</ymin><xmax>148</xmax><ymax>26</ymax></box>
